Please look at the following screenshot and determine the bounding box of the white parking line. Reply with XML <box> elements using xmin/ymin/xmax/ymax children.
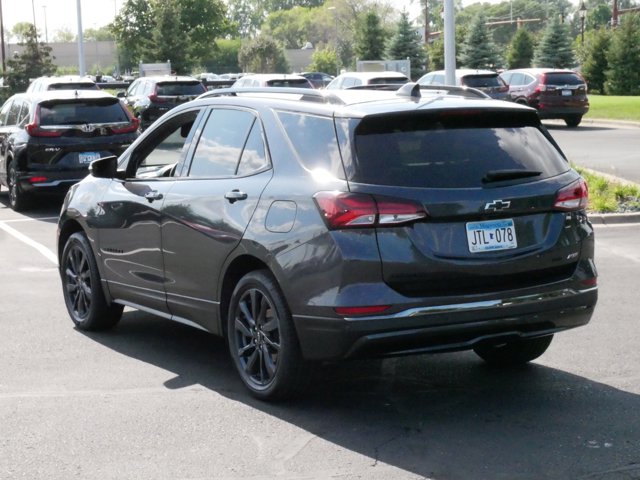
<box><xmin>0</xmin><ymin>221</ymin><xmax>58</xmax><ymax>266</ymax></box>
<box><xmin>3</xmin><ymin>216</ymin><xmax>59</xmax><ymax>223</ymax></box>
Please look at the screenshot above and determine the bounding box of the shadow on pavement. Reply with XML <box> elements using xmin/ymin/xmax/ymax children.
<box><xmin>0</xmin><ymin>189</ymin><xmax>64</xmax><ymax>222</ymax></box>
<box><xmin>81</xmin><ymin>310</ymin><xmax>640</xmax><ymax>480</ymax></box>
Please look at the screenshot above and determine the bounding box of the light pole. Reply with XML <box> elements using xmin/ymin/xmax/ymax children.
<box><xmin>578</xmin><ymin>0</ymin><xmax>587</xmax><ymax>44</ymax></box>
<box><xmin>327</xmin><ymin>6</ymin><xmax>339</xmax><ymax>76</ymax></box>
<box><xmin>42</xmin><ymin>6</ymin><xmax>48</xmax><ymax>43</ymax></box>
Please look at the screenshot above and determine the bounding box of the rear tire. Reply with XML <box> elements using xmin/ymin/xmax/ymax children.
<box><xmin>473</xmin><ymin>335</ymin><xmax>553</xmax><ymax>367</ymax></box>
<box><xmin>8</xmin><ymin>160</ymin><xmax>29</xmax><ymax>211</ymax></box>
<box><xmin>227</xmin><ymin>270</ymin><xmax>307</xmax><ymax>401</ymax></box>
<box><xmin>565</xmin><ymin>115</ymin><xmax>582</xmax><ymax>127</ymax></box>
<box><xmin>61</xmin><ymin>232</ymin><xmax>123</xmax><ymax>331</ymax></box>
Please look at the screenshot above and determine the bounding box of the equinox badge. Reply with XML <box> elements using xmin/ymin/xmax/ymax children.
<box><xmin>484</xmin><ymin>199</ymin><xmax>511</xmax><ymax>212</ymax></box>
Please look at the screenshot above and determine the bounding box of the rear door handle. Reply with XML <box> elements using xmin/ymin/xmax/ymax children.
<box><xmin>224</xmin><ymin>190</ymin><xmax>248</xmax><ymax>203</ymax></box>
<box><xmin>144</xmin><ymin>191</ymin><xmax>164</xmax><ymax>202</ymax></box>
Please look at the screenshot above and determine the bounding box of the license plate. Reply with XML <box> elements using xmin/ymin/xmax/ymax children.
<box><xmin>562</xmin><ymin>89</ymin><xmax>572</xmax><ymax>96</ymax></box>
<box><xmin>78</xmin><ymin>152</ymin><xmax>101</xmax><ymax>164</ymax></box>
<box><xmin>466</xmin><ymin>219</ymin><xmax>517</xmax><ymax>253</ymax></box>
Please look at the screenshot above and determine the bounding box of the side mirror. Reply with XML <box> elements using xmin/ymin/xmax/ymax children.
<box><xmin>116</xmin><ymin>91</ymin><xmax>126</xmax><ymax>98</ymax></box>
<box><xmin>89</xmin><ymin>156</ymin><xmax>118</xmax><ymax>179</ymax></box>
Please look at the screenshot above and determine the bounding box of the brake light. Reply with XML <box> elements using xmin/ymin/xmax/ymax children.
<box><xmin>149</xmin><ymin>88</ymin><xmax>168</xmax><ymax>103</ymax></box>
<box><xmin>29</xmin><ymin>176</ymin><xmax>48</xmax><ymax>183</ymax></box>
<box><xmin>112</xmin><ymin>116</ymin><xmax>140</xmax><ymax>134</ymax></box>
<box><xmin>25</xmin><ymin>106</ymin><xmax>63</xmax><ymax>137</ymax></box>
<box><xmin>554</xmin><ymin>178</ymin><xmax>589</xmax><ymax>211</ymax></box>
<box><xmin>313</xmin><ymin>191</ymin><xmax>428</xmax><ymax>229</ymax></box>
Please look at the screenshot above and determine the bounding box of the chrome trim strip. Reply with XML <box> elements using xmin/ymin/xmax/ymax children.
<box><xmin>113</xmin><ymin>299</ymin><xmax>211</xmax><ymax>333</ymax></box>
<box><xmin>31</xmin><ymin>179</ymin><xmax>82</xmax><ymax>187</ymax></box>
<box><xmin>344</xmin><ymin>287</ymin><xmax>597</xmax><ymax>321</ymax></box>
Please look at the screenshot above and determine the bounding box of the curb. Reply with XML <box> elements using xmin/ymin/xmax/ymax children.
<box><xmin>589</xmin><ymin>212</ymin><xmax>640</xmax><ymax>225</ymax></box>
<box><xmin>582</xmin><ymin>118</ymin><xmax>640</xmax><ymax>128</ymax></box>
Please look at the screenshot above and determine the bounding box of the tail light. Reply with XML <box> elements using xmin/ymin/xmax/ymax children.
<box><xmin>112</xmin><ymin>116</ymin><xmax>140</xmax><ymax>134</ymax></box>
<box><xmin>554</xmin><ymin>178</ymin><xmax>589</xmax><ymax>211</ymax></box>
<box><xmin>313</xmin><ymin>191</ymin><xmax>428</xmax><ymax>229</ymax></box>
<box><xmin>25</xmin><ymin>106</ymin><xmax>63</xmax><ymax>137</ymax></box>
<box><xmin>148</xmin><ymin>87</ymin><xmax>168</xmax><ymax>103</ymax></box>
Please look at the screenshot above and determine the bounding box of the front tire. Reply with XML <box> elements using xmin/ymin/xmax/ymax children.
<box><xmin>61</xmin><ymin>232</ymin><xmax>123</xmax><ymax>331</ymax></box>
<box><xmin>473</xmin><ymin>335</ymin><xmax>553</xmax><ymax>367</ymax></box>
<box><xmin>8</xmin><ymin>160</ymin><xmax>29</xmax><ymax>211</ymax></box>
<box><xmin>227</xmin><ymin>270</ymin><xmax>306</xmax><ymax>401</ymax></box>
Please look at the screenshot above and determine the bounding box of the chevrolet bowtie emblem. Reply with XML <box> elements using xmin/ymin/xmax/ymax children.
<box><xmin>484</xmin><ymin>199</ymin><xmax>511</xmax><ymax>212</ymax></box>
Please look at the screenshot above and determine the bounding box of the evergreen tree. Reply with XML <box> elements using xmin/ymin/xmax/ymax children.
<box><xmin>386</xmin><ymin>11</ymin><xmax>428</xmax><ymax>80</ymax></box>
<box><xmin>6</xmin><ymin>24</ymin><xmax>56</xmax><ymax>94</ymax></box>
<box><xmin>459</xmin><ymin>13</ymin><xmax>499</xmax><ymax>69</ymax></box>
<box><xmin>605</xmin><ymin>13</ymin><xmax>640</xmax><ymax>95</ymax></box>
<box><xmin>581</xmin><ymin>28</ymin><xmax>611</xmax><ymax>94</ymax></box>
<box><xmin>355</xmin><ymin>12</ymin><xmax>386</xmax><ymax>61</ymax></box>
<box><xmin>533</xmin><ymin>18</ymin><xmax>575</xmax><ymax>68</ymax></box>
<box><xmin>506</xmin><ymin>28</ymin><xmax>535</xmax><ymax>69</ymax></box>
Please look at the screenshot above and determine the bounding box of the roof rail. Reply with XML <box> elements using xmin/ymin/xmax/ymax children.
<box><xmin>198</xmin><ymin>86</ymin><xmax>346</xmax><ymax>105</ymax></box>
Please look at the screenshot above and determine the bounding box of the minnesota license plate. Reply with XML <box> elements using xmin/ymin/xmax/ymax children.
<box><xmin>562</xmin><ymin>89</ymin><xmax>572</xmax><ymax>96</ymax></box>
<box><xmin>466</xmin><ymin>219</ymin><xmax>517</xmax><ymax>253</ymax></box>
<box><xmin>79</xmin><ymin>152</ymin><xmax>101</xmax><ymax>164</ymax></box>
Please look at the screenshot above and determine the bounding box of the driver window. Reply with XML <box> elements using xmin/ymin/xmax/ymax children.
<box><xmin>127</xmin><ymin>109</ymin><xmax>200</xmax><ymax>179</ymax></box>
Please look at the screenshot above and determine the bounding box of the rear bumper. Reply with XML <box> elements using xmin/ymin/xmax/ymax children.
<box><xmin>17</xmin><ymin>169</ymin><xmax>88</xmax><ymax>195</ymax></box>
<box><xmin>293</xmin><ymin>286</ymin><xmax>597</xmax><ymax>360</ymax></box>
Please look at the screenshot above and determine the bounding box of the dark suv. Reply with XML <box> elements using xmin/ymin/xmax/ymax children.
<box><xmin>499</xmin><ymin>68</ymin><xmax>589</xmax><ymax>127</ymax></box>
<box><xmin>57</xmin><ymin>85</ymin><xmax>597</xmax><ymax>400</ymax></box>
<box><xmin>118</xmin><ymin>76</ymin><xmax>207</xmax><ymax>130</ymax></box>
<box><xmin>0</xmin><ymin>90</ymin><xmax>139</xmax><ymax>211</ymax></box>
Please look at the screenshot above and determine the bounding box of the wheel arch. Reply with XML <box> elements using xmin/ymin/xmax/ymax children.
<box><xmin>219</xmin><ymin>255</ymin><xmax>273</xmax><ymax>339</ymax></box>
<box><xmin>57</xmin><ymin>218</ymin><xmax>84</xmax><ymax>263</ymax></box>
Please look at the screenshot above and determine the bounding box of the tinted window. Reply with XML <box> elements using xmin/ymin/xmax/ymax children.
<box><xmin>369</xmin><ymin>76</ymin><xmax>408</xmax><ymax>85</ymax></box>
<box><xmin>48</xmin><ymin>83</ymin><xmax>98</xmax><ymax>90</ymax></box>
<box><xmin>351</xmin><ymin>114</ymin><xmax>569</xmax><ymax>188</ymax></box>
<box><xmin>188</xmin><ymin>109</ymin><xmax>255</xmax><ymax>177</ymax></box>
<box><xmin>277</xmin><ymin>111</ymin><xmax>344</xmax><ymax>177</ymax></box>
<box><xmin>543</xmin><ymin>73</ymin><xmax>585</xmax><ymax>86</ymax></box>
<box><xmin>39</xmin><ymin>100</ymin><xmax>129</xmax><ymax>125</ymax></box>
<box><xmin>462</xmin><ymin>75</ymin><xmax>502</xmax><ymax>88</ymax></box>
<box><xmin>236</xmin><ymin>122</ymin><xmax>268</xmax><ymax>176</ymax></box>
<box><xmin>7</xmin><ymin>101</ymin><xmax>21</xmax><ymax>125</ymax></box>
<box><xmin>156</xmin><ymin>82</ymin><xmax>206</xmax><ymax>96</ymax></box>
<box><xmin>266</xmin><ymin>79</ymin><xmax>312</xmax><ymax>88</ymax></box>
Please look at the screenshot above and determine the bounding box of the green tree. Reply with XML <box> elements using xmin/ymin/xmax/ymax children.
<box><xmin>533</xmin><ymin>18</ymin><xmax>575</xmax><ymax>68</ymax></box>
<box><xmin>605</xmin><ymin>13</ymin><xmax>640</xmax><ymax>95</ymax></box>
<box><xmin>6</xmin><ymin>25</ymin><xmax>56</xmax><ymax>94</ymax></box>
<box><xmin>386</xmin><ymin>11</ymin><xmax>428</xmax><ymax>79</ymax></box>
<box><xmin>307</xmin><ymin>47</ymin><xmax>339</xmax><ymax>76</ymax></box>
<box><xmin>84</xmin><ymin>26</ymin><xmax>115</xmax><ymax>42</ymax></box>
<box><xmin>53</xmin><ymin>28</ymin><xmax>75</xmax><ymax>43</ymax></box>
<box><xmin>459</xmin><ymin>13</ymin><xmax>500</xmax><ymax>69</ymax></box>
<box><xmin>203</xmin><ymin>38</ymin><xmax>242</xmax><ymax>73</ymax></box>
<box><xmin>238</xmin><ymin>35</ymin><xmax>289</xmax><ymax>73</ymax></box>
<box><xmin>506</xmin><ymin>28</ymin><xmax>535</xmax><ymax>69</ymax></box>
<box><xmin>355</xmin><ymin>11</ymin><xmax>387</xmax><ymax>61</ymax></box>
<box><xmin>111</xmin><ymin>0</ymin><xmax>154</xmax><ymax>71</ymax></box>
<box><xmin>580</xmin><ymin>28</ymin><xmax>610</xmax><ymax>94</ymax></box>
<box><xmin>10</xmin><ymin>22</ymin><xmax>35</xmax><ymax>43</ymax></box>
<box><xmin>262</xmin><ymin>6</ymin><xmax>317</xmax><ymax>49</ymax></box>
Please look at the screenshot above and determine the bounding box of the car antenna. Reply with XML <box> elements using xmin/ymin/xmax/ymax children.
<box><xmin>396</xmin><ymin>82</ymin><xmax>421</xmax><ymax>100</ymax></box>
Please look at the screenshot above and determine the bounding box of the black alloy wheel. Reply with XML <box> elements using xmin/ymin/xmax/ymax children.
<box><xmin>228</xmin><ymin>270</ymin><xmax>306</xmax><ymax>401</ymax></box>
<box><xmin>8</xmin><ymin>160</ymin><xmax>28</xmax><ymax>211</ymax></box>
<box><xmin>61</xmin><ymin>232</ymin><xmax>123</xmax><ymax>331</ymax></box>
<box><xmin>473</xmin><ymin>334</ymin><xmax>554</xmax><ymax>367</ymax></box>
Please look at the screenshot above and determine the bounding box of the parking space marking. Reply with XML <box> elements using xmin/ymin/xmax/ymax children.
<box><xmin>2</xmin><ymin>216</ymin><xmax>59</xmax><ymax>223</ymax></box>
<box><xmin>0</xmin><ymin>221</ymin><xmax>58</xmax><ymax>265</ymax></box>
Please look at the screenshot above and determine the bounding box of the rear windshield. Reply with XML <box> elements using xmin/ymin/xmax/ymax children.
<box><xmin>39</xmin><ymin>100</ymin><xmax>130</xmax><ymax>125</ymax></box>
<box><xmin>369</xmin><ymin>77</ymin><xmax>408</xmax><ymax>85</ymax></box>
<box><xmin>462</xmin><ymin>75</ymin><xmax>503</xmax><ymax>88</ymax></box>
<box><xmin>48</xmin><ymin>83</ymin><xmax>98</xmax><ymax>90</ymax></box>
<box><xmin>543</xmin><ymin>73</ymin><xmax>585</xmax><ymax>86</ymax></box>
<box><xmin>156</xmin><ymin>82</ymin><xmax>206</xmax><ymax>96</ymax></box>
<box><xmin>266</xmin><ymin>79</ymin><xmax>312</xmax><ymax>88</ymax></box>
<box><xmin>351</xmin><ymin>113</ymin><xmax>569</xmax><ymax>188</ymax></box>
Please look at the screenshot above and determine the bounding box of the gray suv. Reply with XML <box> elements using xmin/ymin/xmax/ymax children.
<box><xmin>57</xmin><ymin>84</ymin><xmax>598</xmax><ymax>400</ymax></box>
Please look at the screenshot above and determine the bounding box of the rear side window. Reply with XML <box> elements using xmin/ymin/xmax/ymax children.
<box><xmin>156</xmin><ymin>82</ymin><xmax>206</xmax><ymax>96</ymax></box>
<box><xmin>543</xmin><ymin>73</ymin><xmax>585</xmax><ymax>86</ymax></box>
<box><xmin>39</xmin><ymin>100</ymin><xmax>130</xmax><ymax>125</ymax></box>
<box><xmin>351</xmin><ymin>112</ymin><xmax>569</xmax><ymax>188</ymax></box>
<box><xmin>266</xmin><ymin>79</ymin><xmax>312</xmax><ymax>88</ymax></box>
<box><xmin>277</xmin><ymin>111</ymin><xmax>345</xmax><ymax>178</ymax></box>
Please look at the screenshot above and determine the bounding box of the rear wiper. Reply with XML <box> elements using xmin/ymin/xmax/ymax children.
<box><xmin>482</xmin><ymin>169</ymin><xmax>542</xmax><ymax>183</ymax></box>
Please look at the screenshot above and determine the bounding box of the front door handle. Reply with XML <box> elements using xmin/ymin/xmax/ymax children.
<box><xmin>224</xmin><ymin>190</ymin><xmax>248</xmax><ymax>204</ymax></box>
<box><xmin>144</xmin><ymin>190</ymin><xmax>164</xmax><ymax>203</ymax></box>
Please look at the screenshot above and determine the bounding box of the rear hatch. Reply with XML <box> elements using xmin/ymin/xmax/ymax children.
<box><xmin>154</xmin><ymin>81</ymin><xmax>207</xmax><ymax>105</ymax></box>
<box><xmin>539</xmin><ymin>72</ymin><xmax>589</xmax><ymax>109</ymax></box>
<box><xmin>461</xmin><ymin>74</ymin><xmax>509</xmax><ymax>99</ymax></box>
<box><xmin>27</xmin><ymin>96</ymin><xmax>138</xmax><ymax>169</ymax></box>
<box><xmin>345</xmin><ymin>109</ymin><xmax>589</xmax><ymax>297</ymax></box>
